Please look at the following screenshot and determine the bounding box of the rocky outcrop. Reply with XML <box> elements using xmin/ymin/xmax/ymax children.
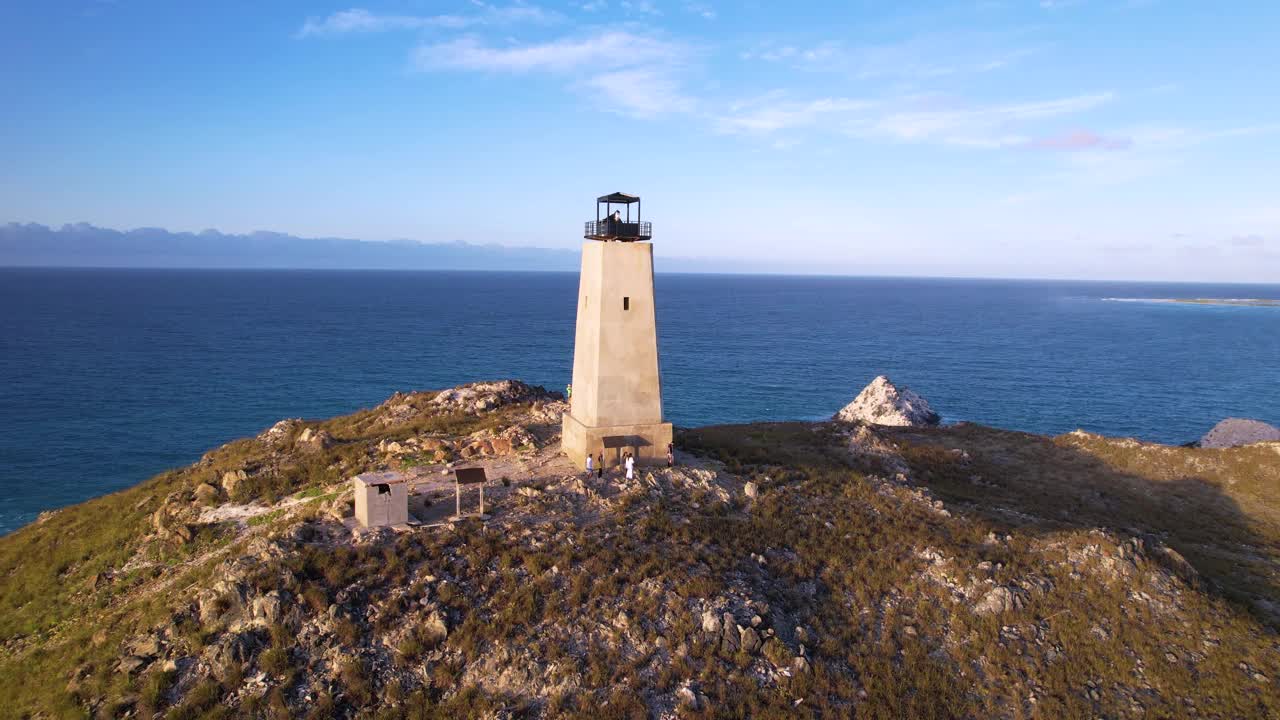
<box><xmin>429</xmin><ymin>380</ymin><xmax>560</xmax><ymax>414</ymax></box>
<box><xmin>220</xmin><ymin>469</ymin><xmax>248</xmax><ymax>496</ymax></box>
<box><xmin>296</xmin><ymin>426</ymin><xmax>334</xmax><ymax>451</ymax></box>
<box><xmin>1198</xmin><ymin>417</ymin><xmax>1280</xmax><ymax>448</ymax></box>
<box><xmin>257</xmin><ymin>418</ymin><xmax>303</xmax><ymax>445</ymax></box>
<box><xmin>834</xmin><ymin>375</ymin><xmax>940</xmax><ymax>427</ymax></box>
<box><xmin>974</xmin><ymin>585</ymin><xmax>1027</xmax><ymax>615</ymax></box>
<box><xmin>368</xmin><ymin>381</ymin><xmax>561</xmax><ymax>432</ymax></box>
<box><xmin>151</xmin><ymin>493</ymin><xmax>197</xmax><ymax>544</ymax></box>
<box><xmin>194</xmin><ymin>483</ymin><xmax>220</xmax><ymax>506</ymax></box>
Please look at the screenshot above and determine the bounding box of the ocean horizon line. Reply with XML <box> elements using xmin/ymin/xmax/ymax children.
<box><xmin>4</xmin><ymin>264</ymin><xmax>1279</xmax><ymax>288</ymax></box>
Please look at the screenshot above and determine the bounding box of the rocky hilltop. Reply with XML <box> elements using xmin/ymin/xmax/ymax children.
<box><xmin>1198</xmin><ymin>418</ymin><xmax>1280</xmax><ymax>449</ymax></box>
<box><xmin>833</xmin><ymin>375</ymin><xmax>940</xmax><ymax>427</ymax></box>
<box><xmin>1</xmin><ymin>379</ymin><xmax>1279</xmax><ymax>719</ymax></box>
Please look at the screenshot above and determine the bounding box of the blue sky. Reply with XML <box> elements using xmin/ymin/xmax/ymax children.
<box><xmin>1</xmin><ymin>1</ymin><xmax>1278</xmax><ymax>281</ymax></box>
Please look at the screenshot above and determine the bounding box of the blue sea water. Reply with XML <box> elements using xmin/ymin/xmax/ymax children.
<box><xmin>1</xmin><ymin>268</ymin><xmax>1278</xmax><ymax>535</ymax></box>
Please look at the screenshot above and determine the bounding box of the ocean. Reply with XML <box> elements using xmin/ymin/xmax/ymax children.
<box><xmin>1</xmin><ymin>268</ymin><xmax>1278</xmax><ymax>535</ymax></box>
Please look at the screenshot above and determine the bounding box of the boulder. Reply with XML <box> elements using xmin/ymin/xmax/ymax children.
<box><xmin>252</xmin><ymin>591</ymin><xmax>284</xmax><ymax>625</ymax></box>
<box><xmin>974</xmin><ymin>586</ymin><xmax>1026</xmax><ymax>615</ymax></box>
<box><xmin>740</xmin><ymin>626</ymin><xmax>763</xmax><ymax>654</ymax></box>
<box><xmin>194</xmin><ymin>483</ymin><xmax>220</xmax><ymax>507</ymax></box>
<box><xmin>501</xmin><ymin>424</ymin><xmax>537</xmax><ymax>450</ymax></box>
<box><xmin>719</xmin><ymin>613</ymin><xmax>739</xmax><ymax>651</ymax></box>
<box><xmin>221</xmin><ymin>469</ymin><xmax>248</xmax><ymax>495</ymax></box>
<box><xmin>701</xmin><ymin>610</ymin><xmax>721</xmax><ymax>635</ymax></box>
<box><xmin>297</xmin><ymin>427</ymin><xmax>334</xmax><ymax>451</ymax></box>
<box><xmin>834</xmin><ymin>375</ymin><xmax>940</xmax><ymax>427</ymax></box>
<box><xmin>116</xmin><ymin>655</ymin><xmax>149</xmax><ymax>676</ymax></box>
<box><xmin>1198</xmin><ymin>418</ymin><xmax>1280</xmax><ymax>448</ymax></box>
<box><xmin>206</xmin><ymin>632</ymin><xmax>257</xmax><ymax>681</ymax></box>
<box><xmin>419</xmin><ymin>438</ymin><xmax>450</xmax><ymax>453</ymax></box>
<box><xmin>1153</xmin><ymin>545</ymin><xmax>1201</xmax><ymax>589</ymax></box>
<box><xmin>258</xmin><ymin>418</ymin><xmax>303</xmax><ymax>445</ymax></box>
<box><xmin>197</xmin><ymin>581</ymin><xmax>244</xmax><ymax>625</ymax></box>
<box><xmin>128</xmin><ymin>635</ymin><xmax>163</xmax><ymax>658</ymax></box>
<box><xmin>744</xmin><ymin>482</ymin><xmax>759</xmax><ymax>500</ymax></box>
<box><xmin>151</xmin><ymin>500</ymin><xmax>195</xmax><ymax>544</ymax></box>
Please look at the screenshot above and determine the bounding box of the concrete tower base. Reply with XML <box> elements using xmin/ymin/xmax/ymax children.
<box><xmin>561</xmin><ymin>239</ymin><xmax>671</xmax><ymax>469</ymax></box>
<box><xmin>562</xmin><ymin>413</ymin><xmax>673</xmax><ymax>469</ymax></box>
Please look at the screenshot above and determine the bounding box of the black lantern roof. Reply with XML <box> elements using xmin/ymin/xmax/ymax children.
<box><xmin>597</xmin><ymin>192</ymin><xmax>640</xmax><ymax>204</ymax></box>
<box><xmin>586</xmin><ymin>192</ymin><xmax>651</xmax><ymax>241</ymax></box>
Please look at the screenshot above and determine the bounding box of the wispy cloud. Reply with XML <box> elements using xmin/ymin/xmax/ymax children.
<box><xmin>717</xmin><ymin>95</ymin><xmax>876</xmax><ymax>134</ymax></box>
<box><xmin>684</xmin><ymin>2</ymin><xmax>717</xmax><ymax>19</ymax></box>
<box><xmin>413</xmin><ymin>31</ymin><xmax>694</xmax><ymax>117</ymax></box>
<box><xmin>1042</xmin><ymin>122</ymin><xmax>1280</xmax><ymax>186</ymax></box>
<box><xmin>871</xmin><ymin>93</ymin><xmax>1114</xmax><ymax>146</ymax></box>
<box><xmin>1025</xmin><ymin>129</ymin><xmax>1132</xmax><ymax>151</ymax></box>
<box><xmin>298</xmin><ymin>9</ymin><xmax>470</xmax><ymax>37</ymax></box>
<box><xmin>742</xmin><ymin>35</ymin><xmax>1036</xmax><ymax>81</ymax></box>
<box><xmin>1098</xmin><ymin>123</ymin><xmax>1280</xmax><ymax>151</ymax></box>
<box><xmin>1039</xmin><ymin>0</ymin><xmax>1084</xmax><ymax>10</ymax></box>
<box><xmin>297</xmin><ymin>4</ymin><xmax>557</xmax><ymax>38</ymax></box>
<box><xmin>583</xmin><ymin>67</ymin><xmax>696</xmax><ymax>117</ymax></box>
<box><xmin>718</xmin><ymin>90</ymin><xmax>1115</xmax><ymax>149</ymax></box>
<box><xmin>620</xmin><ymin>1</ymin><xmax>661</xmax><ymax>16</ymax></box>
<box><xmin>413</xmin><ymin>31</ymin><xmax>682</xmax><ymax>73</ymax></box>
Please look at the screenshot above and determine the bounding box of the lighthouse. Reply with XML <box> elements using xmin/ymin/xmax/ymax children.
<box><xmin>561</xmin><ymin>192</ymin><xmax>672</xmax><ymax>467</ymax></box>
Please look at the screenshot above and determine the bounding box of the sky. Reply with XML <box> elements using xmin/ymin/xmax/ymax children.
<box><xmin>1</xmin><ymin>1</ymin><xmax>1278</xmax><ymax>281</ymax></box>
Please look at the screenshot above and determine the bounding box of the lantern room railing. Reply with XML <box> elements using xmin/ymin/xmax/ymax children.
<box><xmin>585</xmin><ymin>220</ymin><xmax>652</xmax><ymax>240</ymax></box>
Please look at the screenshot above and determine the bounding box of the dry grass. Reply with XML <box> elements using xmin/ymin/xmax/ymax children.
<box><xmin>4</xmin><ymin>404</ymin><xmax>1279</xmax><ymax>718</ymax></box>
<box><xmin>679</xmin><ymin>422</ymin><xmax>1280</xmax><ymax>718</ymax></box>
<box><xmin>0</xmin><ymin>394</ymin><xmax>540</xmax><ymax>718</ymax></box>
<box><xmin>884</xmin><ymin>423</ymin><xmax>1280</xmax><ymax>615</ymax></box>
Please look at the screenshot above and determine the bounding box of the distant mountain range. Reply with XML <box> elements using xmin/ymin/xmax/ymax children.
<box><xmin>0</xmin><ymin>222</ymin><xmax>582</xmax><ymax>271</ymax></box>
<box><xmin>0</xmin><ymin>222</ymin><xmax>794</xmax><ymax>274</ymax></box>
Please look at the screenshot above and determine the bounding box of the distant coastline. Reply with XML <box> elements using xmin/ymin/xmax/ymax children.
<box><xmin>0</xmin><ymin>221</ymin><xmax>805</xmax><ymax>276</ymax></box>
<box><xmin>1104</xmin><ymin>297</ymin><xmax>1280</xmax><ymax>307</ymax></box>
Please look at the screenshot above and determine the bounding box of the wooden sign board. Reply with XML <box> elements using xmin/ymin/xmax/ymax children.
<box><xmin>452</xmin><ymin>467</ymin><xmax>489</xmax><ymax>520</ymax></box>
<box><xmin>455</xmin><ymin>468</ymin><xmax>487</xmax><ymax>485</ymax></box>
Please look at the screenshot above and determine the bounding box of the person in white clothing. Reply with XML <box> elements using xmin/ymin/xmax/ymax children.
<box><xmin>625</xmin><ymin>453</ymin><xmax>635</xmax><ymax>480</ymax></box>
<box><xmin>586</xmin><ymin>453</ymin><xmax>593</xmax><ymax>475</ymax></box>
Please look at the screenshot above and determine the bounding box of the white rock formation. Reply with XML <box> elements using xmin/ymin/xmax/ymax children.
<box><xmin>1198</xmin><ymin>418</ymin><xmax>1280</xmax><ymax>448</ymax></box>
<box><xmin>834</xmin><ymin>375</ymin><xmax>940</xmax><ymax>427</ymax></box>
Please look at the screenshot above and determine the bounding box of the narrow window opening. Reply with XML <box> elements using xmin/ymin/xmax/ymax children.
<box><xmin>623</xmin><ymin>296</ymin><xmax>630</xmax><ymax>311</ymax></box>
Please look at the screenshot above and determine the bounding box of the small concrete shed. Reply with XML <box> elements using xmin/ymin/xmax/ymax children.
<box><xmin>353</xmin><ymin>471</ymin><xmax>409</xmax><ymax>528</ymax></box>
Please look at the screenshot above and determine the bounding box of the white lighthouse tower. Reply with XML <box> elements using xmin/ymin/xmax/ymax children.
<box><xmin>561</xmin><ymin>192</ymin><xmax>672</xmax><ymax>467</ymax></box>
